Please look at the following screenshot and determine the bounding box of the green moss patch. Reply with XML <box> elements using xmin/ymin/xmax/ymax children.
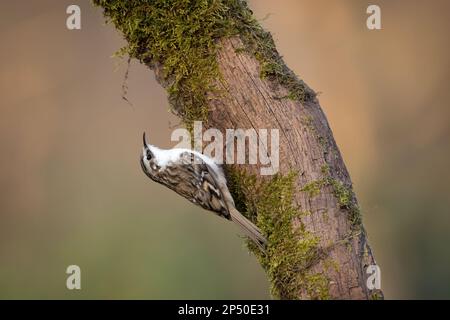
<box><xmin>93</xmin><ymin>0</ymin><xmax>315</xmax><ymax>131</ymax></box>
<box><xmin>300</xmin><ymin>175</ymin><xmax>362</xmax><ymax>230</ymax></box>
<box><xmin>226</xmin><ymin>168</ymin><xmax>329</xmax><ymax>299</ymax></box>
<box><xmin>300</xmin><ymin>179</ymin><xmax>326</xmax><ymax>197</ymax></box>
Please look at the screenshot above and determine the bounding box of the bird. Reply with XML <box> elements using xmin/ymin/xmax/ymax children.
<box><xmin>140</xmin><ymin>132</ymin><xmax>266</xmax><ymax>251</ymax></box>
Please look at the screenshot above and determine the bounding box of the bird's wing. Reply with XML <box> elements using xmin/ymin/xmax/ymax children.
<box><xmin>162</xmin><ymin>151</ymin><xmax>267</xmax><ymax>250</ymax></box>
<box><xmin>162</xmin><ymin>151</ymin><xmax>231</xmax><ymax>219</ymax></box>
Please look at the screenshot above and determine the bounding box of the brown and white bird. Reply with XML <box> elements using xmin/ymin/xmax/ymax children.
<box><xmin>140</xmin><ymin>132</ymin><xmax>266</xmax><ymax>250</ymax></box>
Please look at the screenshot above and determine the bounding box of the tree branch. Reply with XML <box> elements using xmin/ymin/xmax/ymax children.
<box><xmin>93</xmin><ymin>0</ymin><xmax>383</xmax><ymax>300</ymax></box>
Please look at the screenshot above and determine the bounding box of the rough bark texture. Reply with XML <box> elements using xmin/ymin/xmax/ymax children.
<box><xmin>213</xmin><ymin>37</ymin><xmax>378</xmax><ymax>299</ymax></box>
<box><xmin>155</xmin><ymin>37</ymin><xmax>380</xmax><ymax>299</ymax></box>
<box><xmin>94</xmin><ymin>0</ymin><xmax>383</xmax><ymax>300</ymax></box>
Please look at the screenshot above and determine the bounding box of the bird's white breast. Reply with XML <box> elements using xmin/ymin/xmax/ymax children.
<box><xmin>145</xmin><ymin>145</ymin><xmax>222</xmax><ymax>175</ymax></box>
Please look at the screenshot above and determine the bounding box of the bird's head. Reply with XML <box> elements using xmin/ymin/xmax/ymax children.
<box><xmin>140</xmin><ymin>132</ymin><xmax>159</xmax><ymax>180</ymax></box>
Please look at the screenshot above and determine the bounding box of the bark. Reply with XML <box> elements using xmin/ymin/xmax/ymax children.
<box><xmin>212</xmin><ymin>37</ymin><xmax>380</xmax><ymax>299</ymax></box>
<box><xmin>94</xmin><ymin>1</ymin><xmax>383</xmax><ymax>300</ymax></box>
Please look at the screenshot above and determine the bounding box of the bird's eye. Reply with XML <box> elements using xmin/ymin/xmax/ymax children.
<box><xmin>146</xmin><ymin>152</ymin><xmax>152</xmax><ymax>161</ymax></box>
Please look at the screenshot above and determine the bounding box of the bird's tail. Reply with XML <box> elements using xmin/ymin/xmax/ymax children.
<box><xmin>229</xmin><ymin>207</ymin><xmax>267</xmax><ymax>252</ymax></box>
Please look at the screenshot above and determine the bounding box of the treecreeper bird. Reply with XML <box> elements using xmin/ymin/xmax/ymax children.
<box><xmin>140</xmin><ymin>132</ymin><xmax>266</xmax><ymax>250</ymax></box>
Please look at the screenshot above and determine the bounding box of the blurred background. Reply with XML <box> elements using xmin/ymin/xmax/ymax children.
<box><xmin>0</xmin><ymin>0</ymin><xmax>449</xmax><ymax>299</ymax></box>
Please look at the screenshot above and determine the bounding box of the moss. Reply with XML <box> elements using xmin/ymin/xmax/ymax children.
<box><xmin>301</xmin><ymin>114</ymin><xmax>330</xmax><ymax>155</ymax></box>
<box><xmin>234</xmin><ymin>46</ymin><xmax>247</xmax><ymax>54</ymax></box>
<box><xmin>252</xmin><ymin>45</ymin><xmax>314</xmax><ymax>101</ymax></box>
<box><xmin>300</xmin><ymin>180</ymin><xmax>325</xmax><ymax>197</ymax></box>
<box><xmin>301</xmin><ymin>115</ymin><xmax>314</xmax><ymax>128</ymax></box>
<box><xmin>317</xmin><ymin>135</ymin><xmax>329</xmax><ymax>149</ymax></box>
<box><xmin>300</xmin><ymin>176</ymin><xmax>362</xmax><ymax>230</ymax></box>
<box><xmin>300</xmin><ymin>272</ymin><xmax>330</xmax><ymax>299</ymax></box>
<box><xmin>93</xmin><ymin>0</ymin><xmax>232</xmax><ymax>132</ymax></box>
<box><xmin>323</xmin><ymin>258</ymin><xmax>340</xmax><ymax>274</ymax></box>
<box><xmin>226</xmin><ymin>168</ymin><xmax>329</xmax><ymax>300</ymax></box>
<box><xmin>328</xmin><ymin>178</ymin><xmax>362</xmax><ymax>228</ymax></box>
<box><xmin>320</xmin><ymin>164</ymin><xmax>330</xmax><ymax>175</ymax></box>
<box><xmin>370</xmin><ymin>290</ymin><xmax>384</xmax><ymax>300</ymax></box>
<box><xmin>321</xmin><ymin>209</ymin><xmax>329</xmax><ymax>223</ymax></box>
<box><xmin>328</xmin><ymin>178</ymin><xmax>351</xmax><ymax>208</ymax></box>
<box><xmin>93</xmin><ymin>0</ymin><xmax>315</xmax><ymax>131</ymax></box>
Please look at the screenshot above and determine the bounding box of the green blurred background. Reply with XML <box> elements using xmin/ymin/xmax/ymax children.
<box><xmin>1</xmin><ymin>0</ymin><xmax>449</xmax><ymax>299</ymax></box>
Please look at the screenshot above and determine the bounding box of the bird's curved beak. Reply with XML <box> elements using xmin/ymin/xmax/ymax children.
<box><xmin>143</xmin><ymin>132</ymin><xmax>150</xmax><ymax>152</ymax></box>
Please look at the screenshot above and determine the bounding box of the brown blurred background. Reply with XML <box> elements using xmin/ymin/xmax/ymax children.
<box><xmin>1</xmin><ymin>0</ymin><xmax>449</xmax><ymax>299</ymax></box>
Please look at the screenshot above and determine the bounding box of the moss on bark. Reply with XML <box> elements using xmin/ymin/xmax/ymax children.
<box><xmin>226</xmin><ymin>168</ymin><xmax>329</xmax><ymax>299</ymax></box>
<box><xmin>93</xmin><ymin>0</ymin><xmax>315</xmax><ymax>132</ymax></box>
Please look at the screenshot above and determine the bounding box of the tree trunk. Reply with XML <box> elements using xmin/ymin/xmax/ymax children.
<box><xmin>93</xmin><ymin>0</ymin><xmax>383</xmax><ymax>300</ymax></box>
